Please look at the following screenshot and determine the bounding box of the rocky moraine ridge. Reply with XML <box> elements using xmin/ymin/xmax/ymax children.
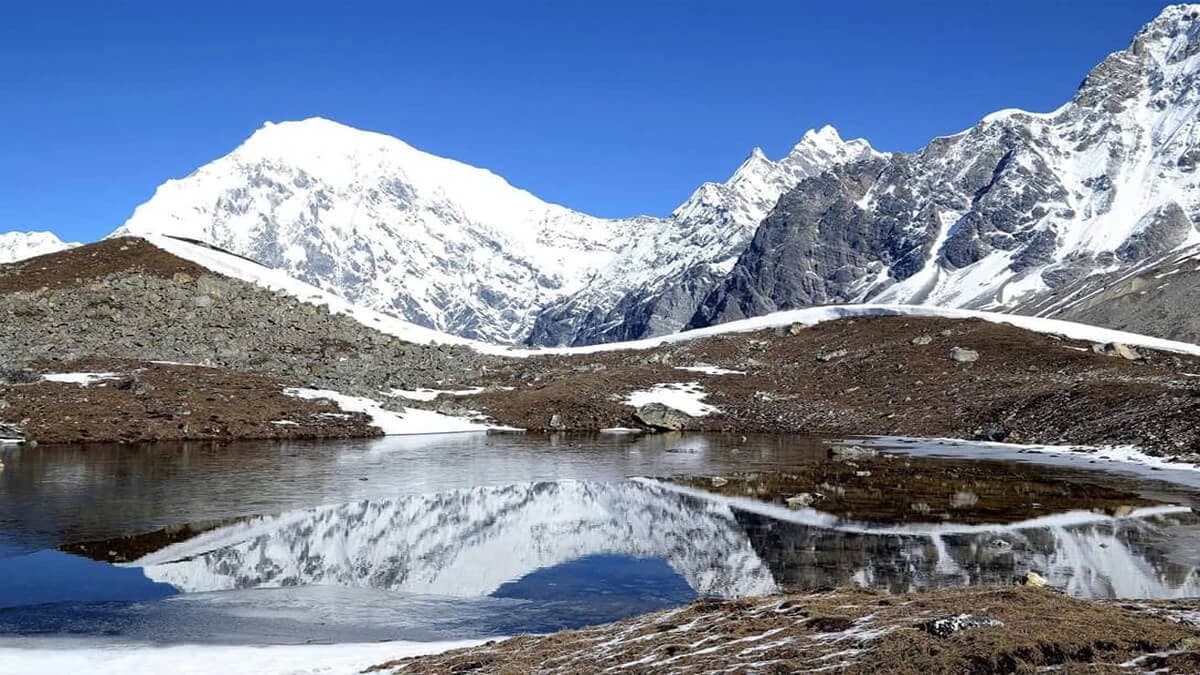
<box><xmin>0</xmin><ymin>238</ymin><xmax>498</xmax><ymax>398</ymax></box>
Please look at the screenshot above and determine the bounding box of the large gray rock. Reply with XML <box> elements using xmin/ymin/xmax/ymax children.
<box><xmin>633</xmin><ymin>403</ymin><xmax>692</xmax><ymax>431</ymax></box>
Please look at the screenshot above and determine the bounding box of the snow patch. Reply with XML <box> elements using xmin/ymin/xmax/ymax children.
<box><xmin>385</xmin><ymin>386</ymin><xmax>498</xmax><ymax>401</ymax></box>
<box><xmin>40</xmin><ymin>372</ymin><xmax>122</xmax><ymax>386</ymax></box>
<box><xmin>675</xmin><ymin>365</ymin><xmax>746</xmax><ymax>376</ymax></box>
<box><xmin>624</xmin><ymin>382</ymin><xmax>719</xmax><ymax>417</ymax></box>
<box><xmin>284</xmin><ymin>388</ymin><xmax>498</xmax><ymax>435</ymax></box>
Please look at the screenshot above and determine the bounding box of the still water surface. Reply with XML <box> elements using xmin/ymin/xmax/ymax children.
<box><xmin>1</xmin><ymin>432</ymin><xmax>1199</xmax><ymax>646</ymax></box>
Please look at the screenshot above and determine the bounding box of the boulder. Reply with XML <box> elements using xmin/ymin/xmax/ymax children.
<box><xmin>634</xmin><ymin>403</ymin><xmax>691</xmax><ymax>431</ymax></box>
<box><xmin>785</xmin><ymin>493</ymin><xmax>815</xmax><ymax>509</ymax></box>
<box><xmin>1092</xmin><ymin>342</ymin><xmax>1143</xmax><ymax>360</ymax></box>
<box><xmin>949</xmin><ymin>346</ymin><xmax>979</xmax><ymax>363</ymax></box>
<box><xmin>1022</xmin><ymin>570</ymin><xmax>1049</xmax><ymax>588</ymax></box>
<box><xmin>919</xmin><ymin>614</ymin><xmax>1004</xmax><ymax>638</ymax></box>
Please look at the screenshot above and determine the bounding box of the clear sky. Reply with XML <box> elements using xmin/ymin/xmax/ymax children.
<box><xmin>0</xmin><ymin>0</ymin><xmax>1168</xmax><ymax>241</ymax></box>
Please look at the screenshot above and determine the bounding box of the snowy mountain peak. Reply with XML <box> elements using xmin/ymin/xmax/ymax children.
<box><xmin>0</xmin><ymin>231</ymin><xmax>79</xmax><ymax>264</ymax></box>
<box><xmin>691</xmin><ymin>4</ymin><xmax>1200</xmax><ymax>329</ymax></box>
<box><xmin>114</xmin><ymin>118</ymin><xmax>652</xmax><ymax>343</ymax></box>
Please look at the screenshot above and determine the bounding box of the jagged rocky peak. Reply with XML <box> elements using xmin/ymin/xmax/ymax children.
<box><xmin>0</xmin><ymin>231</ymin><xmax>79</xmax><ymax>264</ymax></box>
<box><xmin>690</xmin><ymin>4</ymin><xmax>1200</xmax><ymax>329</ymax></box>
<box><xmin>523</xmin><ymin>127</ymin><xmax>881</xmax><ymax>347</ymax></box>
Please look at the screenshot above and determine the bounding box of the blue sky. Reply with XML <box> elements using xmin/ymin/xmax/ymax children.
<box><xmin>0</xmin><ymin>1</ymin><xmax>1165</xmax><ymax>241</ymax></box>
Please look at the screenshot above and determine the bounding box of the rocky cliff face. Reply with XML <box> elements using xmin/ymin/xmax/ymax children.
<box><xmin>526</xmin><ymin>128</ymin><xmax>879</xmax><ymax>346</ymax></box>
<box><xmin>693</xmin><ymin>5</ymin><xmax>1200</xmax><ymax>328</ymax></box>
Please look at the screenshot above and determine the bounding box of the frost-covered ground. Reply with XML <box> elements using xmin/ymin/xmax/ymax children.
<box><xmin>0</xmin><ymin>638</ymin><xmax>489</xmax><ymax>675</ymax></box>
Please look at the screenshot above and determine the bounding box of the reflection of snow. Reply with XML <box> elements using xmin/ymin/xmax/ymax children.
<box><xmin>137</xmin><ymin>480</ymin><xmax>777</xmax><ymax>599</ymax></box>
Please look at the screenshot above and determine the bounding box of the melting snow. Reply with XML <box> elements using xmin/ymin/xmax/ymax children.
<box><xmin>385</xmin><ymin>386</ymin><xmax>490</xmax><ymax>401</ymax></box>
<box><xmin>40</xmin><ymin>372</ymin><xmax>122</xmax><ymax>386</ymax></box>
<box><xmin>283</xmin><ymin>388</ymin><xmax>498</xmax><ymax>435</ymax></box>
<box><xmin>675</xmin><ymin>364</ymin><xmax>746</xmax><ymax>375</ymax></box>
<box><xmin>624</xmin><ymin>382</ymin><xmax>719</xmax><ymax>417</ymax></box>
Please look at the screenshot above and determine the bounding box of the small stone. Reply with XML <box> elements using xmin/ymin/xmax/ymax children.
<box><xmin>855</xmin><ymin>470</ymin><xmax>872</xmax><ymax>477</ymax></box>
<box><xmin>1110</xmin><ymin>504</ymin><xmax>1135</xmax><ymax>518</ymax></box>
<box><xmin>910</xmin><ymin>501</ymin><xmax>932</xmax><ymax>515</ymax></box>
<box><xmin>816</xmin><ymin>348</ymin><xmax>849</xmax><ymax>362</ymax></box>
<box><xmin>939</xmin><ymin>329</ymin><xmax>954</xmax><ymax>337</ymax></box>
<box><xmin>710</xmin><ymin>476</ymin><xmax>728</xmax><ymax>487</ymax></box>
<box><xmin>948</xmin><ymin>346</ymin><xmax>979</xmax><ymax>363</ymax></box>
<box><xmin>1091</xmin><ymin>342</ymin><xmax>1143</xmax><ymax>360</ymax></box>
<box><xmin>950</xmin><ymin>491</ymin><xmax>979</xmax><ymax>509</ymax></box>
<box><xmin>1022</xmin><ymin>570</ymin><xmax>1049</xmax><ymax>588</ymax></box>
<box><xmin>818</xmin><ymin>482</ymin><xmax>845</xmax><ymax>497</ymax></box>
<box><xmin>548</xmin><ymin>413</ymin><xmax>566</xmax><ymax>431</ymax></box>
<box><xmin>787</xmin><ymin>322</ymin><xmax>805</xmax><ymax>336</ymax></box>
<box><xmin>172</xmin><ymin>272</ymin><xmax>194</xmax><ymax>284</ymax></box>
<box><xmin>919</xmin><ymin>614</ymin><xmax>1004</xmax><ymax>638</ymax></box>
<box><xmin>191</xmin><ymin>295</ymin><xmax>213</xmax><ymax>309</ymax></box>
<box><xmin>785</xmin><ymin>493</ymin><xmax>815</xmax><ymax>509</ymax></box>
<box><xmin>911</xmin><ymin>334</ymin><xmax>933</xmax><ymax>346</ymax></box>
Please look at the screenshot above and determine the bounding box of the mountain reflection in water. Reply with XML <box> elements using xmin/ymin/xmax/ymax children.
<box><xmin>136</xmin><ymin>478</ymin><xmax>1200</xmax><ymax>602</ymax></box>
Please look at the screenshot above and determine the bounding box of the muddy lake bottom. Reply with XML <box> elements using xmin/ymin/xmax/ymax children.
<box><xmin>1</xmin><ymin>432</ymin><xmax>1200</xmax><ymax>654</ymax></box>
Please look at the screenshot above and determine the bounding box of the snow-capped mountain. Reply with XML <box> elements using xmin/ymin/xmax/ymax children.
<box><xmin>0</xmin><ymin>231</ymin><xmax>78</xmax><ymax>264</ymax></box>
<box><xmin>114</xmin><ymin>6</ymin><xmax>1200</xmax><ymax>345</ymax></box>
<box><xmin>692</xmin><ymin>4</ymin><xmax>1200</xmax><ymax>328</ymax></box>
<box><xmin>526</xmin><ymin>127</ymin><xmax>880</xmax><ymax>345</ymax></box>
<box><xmin>114</xmin><ymin>118</ymin><xmax>657</xmax><ymax>343</ymax></box>
<box><xmin>112</xmin><ymin>118</ymin><xmax>870</xmax><ymax>345</ymax></box>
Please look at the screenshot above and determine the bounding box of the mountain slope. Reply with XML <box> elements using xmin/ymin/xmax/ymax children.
<box><xmin>0</xmin><ymin>231</ymin><xmax>78</xmax><ymax>264</ymax></box>
<box><xmin>526</xmin><ymin>127</ymin><xmax>880</xmax><ymax>346</ymax></box>
<box><xmin>113</xmin><ymin>118</ymin><xmax>656</xmax><ymax>343</ymax></box>
<box><xmin>692</xmin><ymin>4</ymin><xmax>1200</xmax><ymax>329</ymax></box>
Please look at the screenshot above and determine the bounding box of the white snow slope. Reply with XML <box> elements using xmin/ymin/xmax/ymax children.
<box><xmin>0</xmin><ymin>231</ymin><xmax>78</xmax><ymax>264</ymax></box>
